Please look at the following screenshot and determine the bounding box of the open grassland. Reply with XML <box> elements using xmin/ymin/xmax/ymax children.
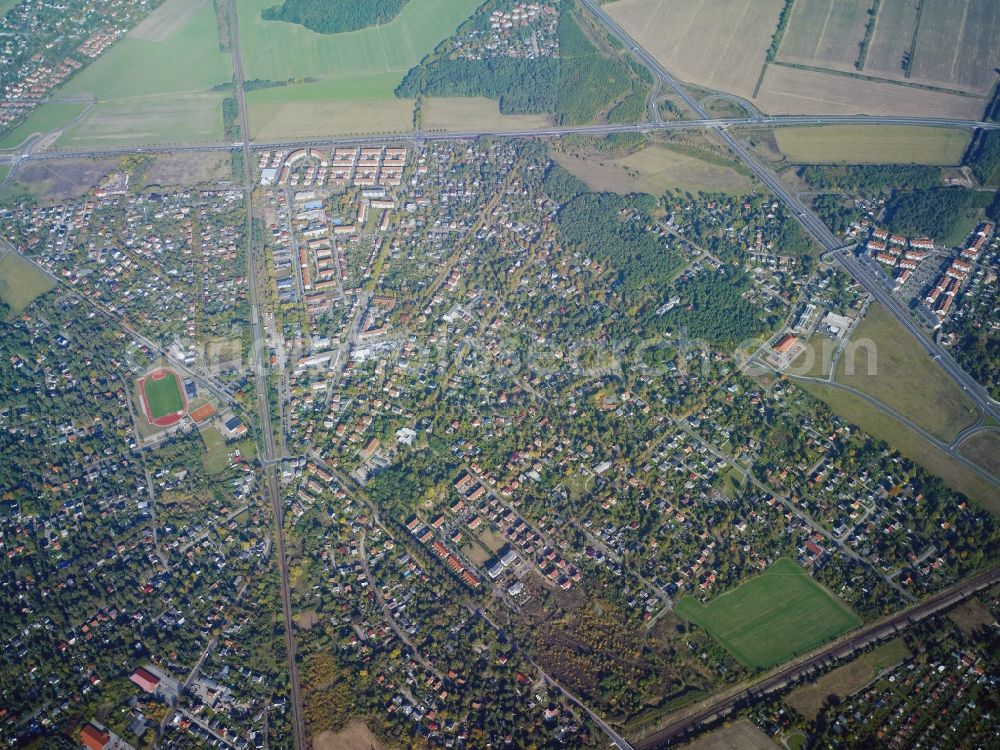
<box><xmin>835</xmin><ymin>303</ymin><xmax>979</xmax><ymax>441</ymax></box>
<box><xmin>800</xmin><ymin>382</ymin><xmax>1000</xmax><ymax>515</ymax></box>
<box><xmin>0</xmin><ymin>0</ymin><xmax>20</xmax><ymax>16</ymax></box>
<box><xmin>201</xmin><ymin>426</ymin><xmax>231</xmax><ymax>475</ymax></box>
<box><xmin>678</xmin><ymin>720</ymin><xmax>779</xmax><ymax>750</ymax></box>
<box><xmin>786</xmin><ymin>638</ymin><xmax>909</xmax><ymax>720</ymax></box>
<box><xmin>675</xmin><ymin>558</ymin><xmax>861</xmax><ymax>670</ymax></box>
<box><xmin>0</xmin><ymin>250</ymin><xmax>55</xmax><ymax>316</ymax></box>
<box><xmin>605</xmin><ymin>0</ymin><xmax>783</xmax><ymax>100</ymax></box>
<box><xmin>421</xmin><ymin>97</ymin><xmax>552</xmax><ymax>132</ymax></box>
<box><xmin>313</xmin><ymin>720</ymin><xmax>386</xmax><ymax>750</ymax></box>
<box><xmin>0</xmin><ymin>157</ymin><xmax>120</xmax><ymax>202</ymax></box>
<box><xmin>773</xmin><ymin>125</ymin><xmax>970</xmax><ymax>165</ymax></box>
<box><xmin>249</xmin><ymin>98</ymin><xmax>414</xmax><ymax>140</ymax></box>
<box><xmin>863</xmin><ymin>0</ymin><xmax>919</xmax><ymax>79</ymax></box>
<box><xmin>237</xmin><ymin>0</ymin><xmax>480</xmax><ymax>84</ymax></box>
<box><xmin>553</xmin><ymin>142</ymin><xmax>752</xmax><ymax>196</ymax></box>
<box><xmin>754</xmin><ymin>65</ymin><xmax>986</xmax><ymax>117</ymax></box>
<box><xmin>0</xmin><ymin>102</ymin><xmax>88</xmax><ymax>150</ymax></box>
<box><xmin>906</xmin><ymin>0</ymin><xmax>1000</xmax><ymax>95</ymax></box>
<box><xmin>960</xmin><ymin>432</ymin><xmax>1000</xmax><ymax>479</ymax></box>
<box><xmin>58</xmin><ymin>94</ymin><xmax>227</xmax><ymax>147</ymax></box>
<box><xmin>776</xmin><ymin>0</ymin><xmax>870</xmax><ymax>73</ymax></box>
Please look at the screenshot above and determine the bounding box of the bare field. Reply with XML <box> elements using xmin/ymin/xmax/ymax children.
<box><xmin>863</xmin><ymin>0</ymin><xmax>919</xmax><ymax>79</ymax></box>
<box><xmin>777</xmin><ymin>0</ymin><xmax>870</xmax><ymax>73</ymax></box>
<box><xmin>773</xmin><ymin>125</ymin><xmax>970</xmax><ymax>164</ymax></box>
<box><xmin>948</xmin><ymin>597</ymin><xmax>997</xmax><ymax>635</ymax></box>
<box><xmin>144</xmin><ymin>152</ymin><xmax>232</xmax><ymax>187</ymax></box>
<box><xmin>313</xmin><ymin>720</ymin><xmax>388</xmax><ymax>750</ymax></box>
<box><xmin>248</xmin><ymin>99</ymin><xmax>414</xmax><ymax>140</ymax></box>
<box><xmin>605</xmin><ymin>0</ymin><xmax>783</xmax><ymax>100</ymax></box>
<box><xmin>6</xmin><ymin>156</ymin><xmax>121</xmax><ymax>201</ymax></box>
<box><xmin>129</xmin><ymin>0</ymin><xmax>207</xmax><ymax>42</ymax></box>
<box><xmin>679</xmin><ymin>719</ymin><xmax>779</xmax><ymax>750</ymax></box>
<box><xmin>553</xmin><ymin>143</ymin><xmax>752</xmax><ymax>196</ymax></box>
<box><xmin>420</xmin><ymin>97</ymin><xmax>551</xmax><ymax>132</ymax></box>
<box><xmin>754</xmin><ymin>65</ymin><xmax>986</xmax><ymax>117</ymax></box>
<box><xmin>907</xmin><ymin>0</ymin><xmax>1000</xmax><ymax>95</ymax></box>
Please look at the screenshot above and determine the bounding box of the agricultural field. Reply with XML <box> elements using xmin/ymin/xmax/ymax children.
<box><xmin>553</xmin><ymin>142</ymin><xmax>753</xmax><ymax>196</ymax></box>
<box><xmin>905</xmin><ymin>0</ymin><xmax>1000</xmax><ymax>94</ymax></box>
<box><xmin>238</xmin><ymin>0</ymin><xmax>480</xmax><ymax>136</ymax></box>
<box><xmin>785</xmin><ymin>638</ymin><xmax>909</xmax><ymax>720</ymax></box>
<box><xmin>0</xmin><ymin>249</ymin><xmax>55</xmax><ymax>316</ymax></box>
<box><xmin>53</xmin><ymin>0</ymin><xmax>232</xmax><ymax>147</ymax></box>
<box><xmin>675</xmin><ymin>558</ymin><xmax>861</xmax><ymax>670</ymax></box>
<box><xmin>834</xmin><ymin>303</ymin><xmax>979</xmax><ymax>441</ymax></box>
<box><xmin>753</xmin><ymin>65</ymin><xmax>987</xmax><ymax>118</ymax></box>
<box><xmin>801</xmin><ymin>381</ymin><xmax>1000</xmax><ymax>515</ymax></box>
<box><xmin>420</xmin><ymin>97</ymin><xmax>552</xmax><ymax>132</ymax></box>
<box><xmin>237</xmin><ymin>0</ymin><xmax>480</xmax><ymax>84</ymax></box>
<box><xmin>139</xmin><ymin>369</ymin><xmax>187</xmax><ymax>426</ymax></box>
<box><xmin>771</xmin><ymin>125</ymin><xmax>970</xmax><ymax>165</ymax></box>
<box><xmin>57</xmin><ymin>94</ymin><xmax>227</xmax><ymax>147</ymax></box>
<box><xmin>0</xmin><ymin>101</ymin><xmax>89</xmax><ymax>150</ymax></box>
<box><xmin>605</xmin><ymin>0</ymin><xmax>784</xmax><ymax>100</ymax></box>
<box><xmin>776</xmin><ymin>0</ymin><xmax>870</xmax><ymax>73</ymax></box>
<box><xmin>862</xmin><ymin>0</ymin><xmax>919</xmax><ymax>79</ymax></box>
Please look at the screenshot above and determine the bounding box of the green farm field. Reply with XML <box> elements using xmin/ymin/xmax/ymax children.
<box><xmin>54</xmin><ymin>0</ymin><xmax>231</xmax><ymax>146</ymax></box>
<box><xmin>142</xmin><ymin>370</ymin><xmax>185</xmax><ymax>421</ymax></box>
<box><xmin>421</xmin><ymin>97</ymin><xmax>552</xmax><ymax>132</ymax></box>
<box><xmin>0</xmin><ymin>102</ymin><xmax>89</xmax><ymax>150</ymax></box>
<box><xmin>237</xmin><ymin>0</ymin><xmax>481</xmax><ymax>84</ymax></box>
<box><xmin>835</xmin><ymin>303</ymin><xmax>979</xmax><ymax>441</ymax></box>
<box><xmin>774</xmin><ymin>125</ymin><xmax>971</xmax><ymax>165</ymax></box>
<box><xmin>675</xmin><ymin>558</ymin><xmax>861</xmax><ymax>669</ymax></box>
<box><xmin>0</xmin><ymin>249</ymin><xmax>56</xmax><ymax>316</ymax></box>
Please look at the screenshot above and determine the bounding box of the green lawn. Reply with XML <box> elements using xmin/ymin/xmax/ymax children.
<box><xmin>201</xmin><ymin>425</ymin><xmax>231</xmax><ymax>475</ymax></box>
<box><xmin>675</xmin><ymin>558</ymin><xmax>861</xmax><ymax>669</ymax></box>
<box><xmin>0</xmin><ymin>102</ymin><xmax>89</xmax><ymax>150</ymax></box>
<box><xmin>143</xmin><ymin>371</ymin><xmax>185</xmax><ymax>420</ymax></box>
<box><xmin>0</xmin><ymin>249</ymin><xmax>56</xmax><ymax>316</ymax></box>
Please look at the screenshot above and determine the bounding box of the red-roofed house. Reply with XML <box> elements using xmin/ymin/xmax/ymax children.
<box><xmin>129</xmin><ymin>666</ymin><xmax>160</xmax><ymax>693</ymax></box>
<box><xmin>81</xmin><ymin>722</ymin><xmax>110</xmax><ymax>750</ymax></box>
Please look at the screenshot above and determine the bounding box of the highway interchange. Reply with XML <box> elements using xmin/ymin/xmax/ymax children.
<box><xmin>2</xmin><ymin>1</ymin><xmax>999</xmax><ymax>748</ymax></box>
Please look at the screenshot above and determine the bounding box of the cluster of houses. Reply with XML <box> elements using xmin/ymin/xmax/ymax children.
<box><xmin>258</xmin><ymin>146</ymin><xmax>407</xmax><ymax>189</ymax></box>
<box><xmin>454</xmin><ymin>2</ymin><xmax>559</xmax><ymax>60</ymax></box>
<box><xmin>866</xmin><ymin>227</ymin><xmax>935</xmax><ymax>289</ymax></box>
<box><xmin>923</xmin><ymin>222</ymin><xmax>994</xmax><ymax>322</ymax></box>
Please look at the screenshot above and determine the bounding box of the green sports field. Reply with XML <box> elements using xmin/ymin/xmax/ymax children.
<box><xmin>0</xmin><ymin>249</ymin><xmax>56</xmax><ymax>316</ymax></box>
<box><xmin>142</xmin><ymin>371</ymin><xmax>185</xmax><ymax>421</ymax></box>
<box><xmin>675</xmin><ymin>558</ymin><xmax>861</xmax><ymax>669</ymax></box>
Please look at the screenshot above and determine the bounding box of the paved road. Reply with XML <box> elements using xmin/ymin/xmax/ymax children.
<box><xmin>2</xmin><ymin>115</ymin><xmax>999</xmax><ymax>168</ymax></box>
<box><xmin>226</xmin><ymin>1</ymin><xmax>305</xmax><ymax>748</ymax></box>
<box><xmin>631</xmin><ymin>564</ymin><xmax>1000</xmax><ymax>749</ymax></box>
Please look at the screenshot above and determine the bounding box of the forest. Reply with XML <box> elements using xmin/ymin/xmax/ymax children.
<box><xmin>397</xmin><ymin>8</ymin><xmax>640</xmax><ymax>124</ymax></box>
<box><xmin>798</xmin><ymin>164</ymin><xmax>940</xmax><ymax>193</ymax></box>
<box><xmin>966</xmin><ymin>130</ymin><xmax>1000</xmax><ymax>187</ymax></box>
<box><xmin>665</xmin><ymin>269</ymin><xmax>769</xmax><ymax>346</ymax></box>
<box><xmin>261</xmin><ymin>0</ymin><xmax>408</xmax><ymax>33</ymax></box>
<box><xmin>884</xmin><ymin>187</ymin><xmax>990</xmax><ymax>239</ymax></box>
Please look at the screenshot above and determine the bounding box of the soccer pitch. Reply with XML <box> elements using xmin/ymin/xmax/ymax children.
<box><xmin>140</xmin><ymin>369</ymin><xmax>186</xmax><ymax>425</ymax></box>
<box><xmin>675</xmin><ymin>558</ymin><xmax>861</xmax><ymax>669</ymax></box>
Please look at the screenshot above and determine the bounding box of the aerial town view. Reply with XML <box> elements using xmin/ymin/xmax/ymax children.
<box><xmin>1</xmin><ymin>1</ymin><xmax>1000</xmax><ymax>749</ymax></box>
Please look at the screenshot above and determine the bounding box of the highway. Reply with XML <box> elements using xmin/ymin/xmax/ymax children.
<box><xmin>632</xmin><ymin>564</ymin><xmax>1000</xmax><ymax>749</ymax></box>
<box><xmin>2</xmin><ymin>115</ymin><xmax>999</xmax><ymax>169</ymax></box>
<box><xmin>226</xmin><ymin>0</ymin><xmax>306</xmax><ymax>748</ymax></box>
